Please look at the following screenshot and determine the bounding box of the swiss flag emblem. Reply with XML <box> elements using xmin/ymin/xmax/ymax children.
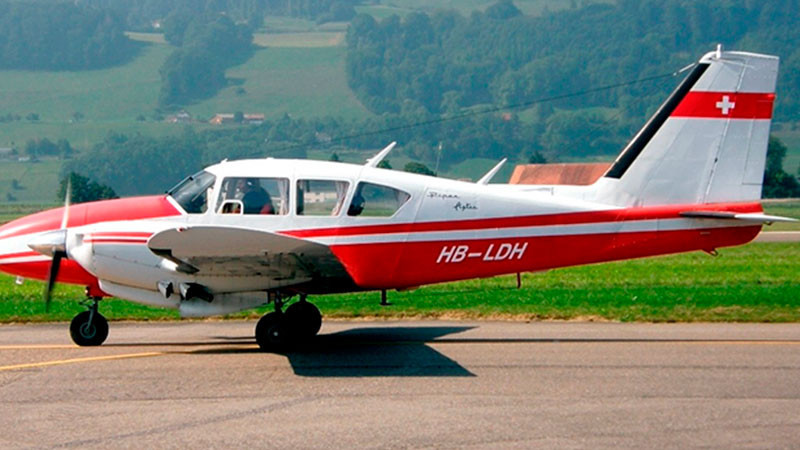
<box><xmin>672</xmin><ymin>92</ymin><xmax>774</xmax><ymax>119</ymax></box>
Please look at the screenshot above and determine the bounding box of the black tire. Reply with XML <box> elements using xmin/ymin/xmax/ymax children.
<box><xmin>285</xmin><ymin>301</ymin><xmax>322</xmax><ymax>340</ymax></box>
<box><xmin>255</xmin><ymin>312</ymin><xmax>287</xmax><ymax>351</ymax></box>
<box><xmin>69</xmin><ymin>311</ymin><xmax>109</xmax><ymax>346</ymax></box>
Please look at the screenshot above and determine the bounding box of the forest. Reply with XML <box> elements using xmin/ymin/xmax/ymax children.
<box><xmin>0</xmin><ymin>1</ymin><xmax>137</xmax><ymax>70</ymax></box>
<box><xmin>345</xmin><ymin>0</ymin><xmax>800</xmax><ymax>161</ymax></box>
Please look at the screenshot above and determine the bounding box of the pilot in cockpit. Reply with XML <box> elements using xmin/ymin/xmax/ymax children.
<box><xmin>239</xmin><ymin>178</ymin><xmax>274</xmax><ymax>214</ymax></box>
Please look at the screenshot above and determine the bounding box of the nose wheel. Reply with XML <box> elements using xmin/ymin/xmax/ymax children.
<box><xmin>255</xmin><ymin>294</ymin><xmax>321</xmax><ymax>351</ymax></box>
<box><xmin>69</xmin><ymin>299</ymin><xmax>109</xmax><ymax>347</ymax></box>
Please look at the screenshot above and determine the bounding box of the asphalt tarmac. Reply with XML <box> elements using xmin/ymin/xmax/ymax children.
<box><xmin>1</xmin><ymin>321</ymin><xmax>799</xmax><ymax>449</ymax></box>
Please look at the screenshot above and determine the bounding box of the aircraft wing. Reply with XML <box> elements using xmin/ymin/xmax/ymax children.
<box><xmin>147</xmin><ymin>226</ymin><xmax>349</xmax><ymax>281</ymax></box>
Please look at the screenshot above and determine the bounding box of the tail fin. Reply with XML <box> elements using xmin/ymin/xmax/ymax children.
<box><xmin>594</xmin><ymin>49</ymin><xmax>779</xmax><ymax>207</ymax></box>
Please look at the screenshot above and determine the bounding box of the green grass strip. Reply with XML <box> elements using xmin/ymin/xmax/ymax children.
<box><xmin>1</xmin><ymin>242</ymin><xmax>797</xmax><ymax>323</ymax></box>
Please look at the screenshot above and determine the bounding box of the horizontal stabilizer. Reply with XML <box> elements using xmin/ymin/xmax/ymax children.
<box><xmin>680</xmin><ymin>211</ymin><xmax>798</xmax><ymax>224</ymax></box>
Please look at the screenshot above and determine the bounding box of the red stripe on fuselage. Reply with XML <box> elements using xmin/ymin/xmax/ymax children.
<box><xmin>672</xmin><ymin>92</ymin><xmax>774</xmax><ymax>119</ymax></box>
<box><xmin>329</xmin><ymin>225</ymin><xmax>761</xmax><ymax>288</ymax></box>
<box><xmin>87</xmin><ymin>232</ymin><xmax>155</xmax><ymax>238</ymax></box>
<box><xmin>281</xmin><ymin>202</ymin><xmax>762</xmax><ymax>239</ymax></box>
<box><xmin>84</xmin><ymin>239</ymin><xmax>149</xmax><ymax>245</ymax></box>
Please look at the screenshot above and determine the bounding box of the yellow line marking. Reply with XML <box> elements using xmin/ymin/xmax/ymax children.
<box><xmin>0</xmin><ymin>352</ymin><xmax>166</xmax><ymax>372</ymax></box>
<box><xmin>0</xmin><ymin>345</ymin><xmax>77</xmax><ymax>350</ymax></box>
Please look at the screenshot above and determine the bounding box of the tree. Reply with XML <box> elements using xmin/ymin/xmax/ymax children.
<box><xmin>485</xmin><ymin>0</ymin><xmax>523</xmax><ymax>20</ymax></box>
<box><xmin>64</xmin><ymin>130</ymin><xmax>204</xmax><ymax>195</ymax></box>
<box><xmin>528</xmin><ymin>151</ymin><xmax>547</xmax><ymax>164</ymax></box>
<box><xmin>763</xmin><ymin>136</ymin><xmax>800</xmax><ymax>198</ymax></box>
<box><xmin>57</xmin><ymin>172</ymin><xmax>118</xmax><ymax>204</ymax></box>
<box><xmin>57</xmin><ymin>139</ymin><xmax>73</xmax><ymax>159</ymax></box>
<box><xmin>329</xmin><ymin>152</ymin><xmax>340</xmax><ymax>162</ymax></box>
<box><xmin>404</xmin><ymin>161</ymin><xmax>436</xmax><ymax>176</ymax></box>
<box><xmin>377</xmin><ymin>159</ymin><xmax>392</xmax><ymax>169</ymax></box>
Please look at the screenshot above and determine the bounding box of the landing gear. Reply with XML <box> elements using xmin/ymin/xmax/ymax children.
<box><xmin>69</xmin><ymin>299</ymin><xmax>108</xmax><ymax>346</ymax></box>
<box><xmin>255</xmin><ymin>294</ymin><xmax>321</xmax><ymax>351</ymax></box>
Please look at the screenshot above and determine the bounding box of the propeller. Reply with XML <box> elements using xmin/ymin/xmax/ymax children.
<box><xmin>28</xmin><ymin>179</ymin><xmax>71</xmax><ymax>312</ymax></box>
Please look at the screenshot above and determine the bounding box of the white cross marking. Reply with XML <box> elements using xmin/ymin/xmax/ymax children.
<box><xmin>716</xmin><ymin>95</ymin><xmax>735</xmax><ymax>115</ymax></box>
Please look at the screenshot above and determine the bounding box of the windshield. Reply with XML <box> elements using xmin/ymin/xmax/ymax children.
<box><xmin>168</xmin><ymin>171</ymin><xmax>217</xmax><ymax>214</ymax></box>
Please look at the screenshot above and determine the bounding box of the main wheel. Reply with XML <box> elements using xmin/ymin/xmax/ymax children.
<box><xmin>69</xmin><ymin>310</ymin><xmax>109</xmax><ymax>346</ymax></box>
<box><xmin>285</xmin><ymin>301</ymin><xmax>322</xmax><ymax>340</ymax></box>
<box><xmin>255</xmin><ymin>312</ymin><xmax>287</xmax><ymax>351</ymax></box>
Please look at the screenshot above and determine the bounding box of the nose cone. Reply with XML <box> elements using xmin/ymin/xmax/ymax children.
<box><xmin>0</xmin><ymin>195</ymin><xmax>180</xmax><ymax>283</ymax></box>
<box><xmin>0</xmin><ymin>206</ymin><xmax>67</xmax><ymax>242</ymax></box>
<box><xmin>0</xmin><ymin>208</ymin><xmax>68</xmax><ymax>282</ymax></box>
<box><xmin>27</xmin><ymin>229</ymin><xmax>67</xmax><ymax>257</ymax></box>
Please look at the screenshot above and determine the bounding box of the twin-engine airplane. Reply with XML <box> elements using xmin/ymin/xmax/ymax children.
<box><xmin>0</xmin><ymin>49</ymin><xmax>795</xmax><ymax>350</ymax></box>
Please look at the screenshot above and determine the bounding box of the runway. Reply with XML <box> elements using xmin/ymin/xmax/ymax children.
<box><xmin>1</xmin><ymin>321</ymin><xmax>799</xmax><ymax>448</ymax></box>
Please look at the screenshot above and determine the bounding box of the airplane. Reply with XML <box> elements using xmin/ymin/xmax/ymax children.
<box><xmin>0</xmin><ymin>48</ymin><xmax>795</xmax><ymax>350</ymax></box>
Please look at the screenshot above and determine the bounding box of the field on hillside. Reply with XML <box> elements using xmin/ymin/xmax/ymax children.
<box><xmin>357</xmin><ymin>0</ymin><xmax>614</xmax><ymax>17</ymax></box>
<box><xmin>0</xmin><ymin>45</ymin><xmax>168</xmax><ymax>126</ymax></box>
<box><xmin>252</xmin><ymin>32</ymin><xmax>345</xmax><ymax>47</ymax></box>
<box><xmin>0</xmin><ymin>160</ymin><xmax>61</xmax><ymax>205</ymax></box>
<box><xmin>0</xmin><ymin>242</ymin><xmax>797</xmax><ymax>323</ymax></box>
<box><xmin>187</xmin><ymin>46</ymin><xmax>371</xmax><ymax>121</ymax></box>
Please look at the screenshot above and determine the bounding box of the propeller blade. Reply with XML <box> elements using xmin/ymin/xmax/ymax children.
<box><xmin>60</xmin><ymin>177</ymin><xmax>71</xmax><ymax>229</ymax></box>
<box><xmin>44</xmin><ymin>250</ymin><xmax>65</xmax><ymax>312</ymax></box>
<box><xmin>41</xmin><ymin>178</ymin><xmax>71</xmax><ymax>312</ymax></box>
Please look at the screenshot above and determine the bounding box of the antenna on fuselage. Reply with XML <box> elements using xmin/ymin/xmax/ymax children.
<box><xmin>365</xmin><ymin>141</ymin><xmax>396</xmax><ymax>168</ymax></box>
<box><xmin>476</xmin><ymin>158</ymin><xmax>507</xmax><ymax>185</ymax></box>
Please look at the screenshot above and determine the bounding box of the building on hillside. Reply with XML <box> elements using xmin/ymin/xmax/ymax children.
<box><xmin>508</xmin><ymin>162</ymin><xmax>612</xmax><ymax>185</ymax></box>
<box><xmin>209</xmin><ymin>113</ymin><xmax>265</xmax><ymax>125</ymax></box>
<box><xmin>165</xmin><ymin>110</ymin><xmax>192</xmax><ymax>124</ymax></box>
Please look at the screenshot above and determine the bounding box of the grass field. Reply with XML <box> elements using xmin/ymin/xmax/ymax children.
<box><xmin>0</xmin><ymin>242</ymin><xmax>797</xmax><ymax>323</ymax></box>
<box><xmin>0</xmin><ymin>45</ymin><xmax>169</xmax><ymax>129</ymax></box>
<box><xmin>253</xmin><ymin>32</ymin><xmax>345</xmax><ymax>47</ymax></box>
<box><xmin>262</xmin><ymin>17</ymin><xmax>349</xmax><ymax>33</ymax></box>
<box><xmin>187</xmin><ymin>46</ymin><xmax>371</xmax><ymax>121</ymax></box>
<box><xmin>0</xmin><ymin>160</ymin><xmax>62</xmax><ymax>205</ymax></box>
<box><xmin>357</xmin><ymin>0</ymin><xmax>614</xmax><ymax>18</ymax></box>
<box><xmin>124</xmin><ymin>31</ymin><xmax>167</xmax><ymax>45</ymax></box>
<box><xmin>0</xmin><ymin>30</ymin><xmax>368</xmax><ymax>149</ymax></box>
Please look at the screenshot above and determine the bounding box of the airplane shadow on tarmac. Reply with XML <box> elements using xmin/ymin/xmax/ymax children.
<box><xmin>197</xmin><ymin>326</ymin><xmax>477</xmax><ymax>377</ymax></box>
<box><xmin>284</xmin><ymin>326</ymin><xmax>476</xmax><ymax>377</ymax></box>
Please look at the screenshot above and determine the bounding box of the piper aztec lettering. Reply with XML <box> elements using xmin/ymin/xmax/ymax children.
<box><xmin>0</xmin><ymin>48</ymin><xmax>795</xmax><ymax>351</ymax></box>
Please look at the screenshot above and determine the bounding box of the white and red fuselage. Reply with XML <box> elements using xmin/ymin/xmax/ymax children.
<box><xmin>0</xmin><ymin>49</ymin><xmax>782</xmax><ymax>318</ymax></box>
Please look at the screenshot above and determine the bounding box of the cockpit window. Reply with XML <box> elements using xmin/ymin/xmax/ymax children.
<box><xmin>348</xmin><ymin>182</ymin><xmax>410</xmax><ymax>217</ymax></box>
<box><xmin>216</xmin><ymin>177</ymin><xmax>289</xmax><ymax>215</ymax></box>
<box><xmin>168</xmin><ymin>171</ymin><xmax>216</xmax><ymax>214</ymax></box>
<box><xmin>297</xmin><ymin>179</ymin><xmax>349</xmax><ymax>216</ymax></box>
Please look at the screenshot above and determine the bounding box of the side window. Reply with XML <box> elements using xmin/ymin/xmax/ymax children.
<box><xmin>216</xmin><ymin>177</ymin><xmax>289</xmax><ymax>215</ymax></box>
<box><xmin>348</xmin><ymin>182</ymin><xmax>410</xmax><ymax>217</ymax></box>
<box><xmin>297</xmin><ymin>180</ymin><xmax>349</xmax><ymax>216</ymax></box>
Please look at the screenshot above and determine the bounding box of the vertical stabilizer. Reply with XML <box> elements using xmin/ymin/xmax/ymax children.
<box><xmin>595</xmin><ymin>50</ymin><xmax>779</xmax><ymax>206</ymax></box>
